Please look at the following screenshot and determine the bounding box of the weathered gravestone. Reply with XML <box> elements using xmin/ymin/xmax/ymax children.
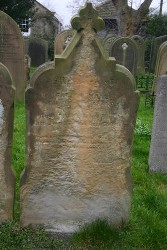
<box><xmin>27</xmin><ymin>38</ymin><xmax>48</xmax><ymax>67</ymax></box>
<box><xmin>0</xmin><ymin>63</ymin><xmax>15</xmax><ymax>223</ymax></box>
<box><xmin>150</xmin><ymin>35</ymin><xmax>167</xmax><ymax>73</ymax></box>
<box><xmin>131</xmin><ymin>35</ymin><xmax>145</xmax><ymax>74</ymax></box>
<box><xmin>109</xmin><ymin>37</ymin><xmax>138</xmax><ymax>75</ymax></box>
<box><xmin>24</xmin><ymin>54</ymin><xmax>31</xmax><ymax>81</ymax></box>
<box><xmin>20</xmin><ymin>3</ymin><xmax>139</xmax><ymax>233</ymax></box>
<box><xmin>0</xmin><ymin>11</ymin><xmax>25</xmax><ymax>101</ymax></box>
<box><xmin>103</xmin><ymin>35</ymin><xmax>118</xmax><ymax>54</ymax></box>
<box><xmin>54</xmin><ymin>29</ymin><xmax>76</xmax><ymax>55</ymax></box>
<box><xmin>149</xmin><ymin>75</ymin><xmax>167</xmax><ymax>173</ymax></box>
<box><xmin>155</xmin><ymin>41</ymin><xmax>167</xmax><ymax>77</ymax></box>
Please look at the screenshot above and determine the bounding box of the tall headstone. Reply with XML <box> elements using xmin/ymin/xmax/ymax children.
<box><xmin>28</xmin><ymin>38</ymin><xmax>48</xmax><ymax>67</ymax></box>
<box><xmin>0</xmin><ymin>63</ymin><xmax>15</xmax><ymax>223</ymax></box>
<box><xmin>131</xmin><ymin>35</ymin><xmax>145</xmax><ymax>74</ymax></box>
<box><xmin>155</xmin><ymin>41</ymin><xmax>167</xmax><ymax>77</ymax></box>
<box><xmin>54</xmin><ymin>29</ymin><xmax>76</xmax><ymax>55</ymax></box>
<box><xmin>149</xmin><ymin>75</ymin><xmax>167</xmax><ymax>173</ymax></box>
<box><xmin>20</xmin><ymin>3</ymin><xmax>139</xmax><ymax>234</ymax></box>
<box><xmin>0</xmin><ymin>11</ymin><xmax>25</xmax><ymax>101</ymax></box>
<box><xmin>150</xmin><ymin>35</ymin><xmax>167</xmax><ymax>73</ymax></box>
<box><xmin>109</xmin><ymin>37</ymin><xmax>138</xmax><ymax>75</ymax></box>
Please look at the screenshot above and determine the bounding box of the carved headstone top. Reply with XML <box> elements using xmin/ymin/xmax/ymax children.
<box><xmin>21</xmin><ymin>3</ymin><xmax>139</xmax><ymax>234</ymax></box>
<box><xmin>103</xmin><ymin>35</ymin><xmax>119</xmax><ymax>53</ymax></box>
<box><xmin>71</xmin><ymin>3</ymin><xmax>105</xmax><ymax>31</ymax></box>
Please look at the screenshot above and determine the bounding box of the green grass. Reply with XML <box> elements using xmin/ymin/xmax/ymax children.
<box><xmin>0</xmin><ymin>93</ymin><xmax>167</xmax><ymax>249</ymax></box>
<box><xmin>30</xmin><ymin>67</ymin><xmax>37</xmax><ymax>77</ymax></box>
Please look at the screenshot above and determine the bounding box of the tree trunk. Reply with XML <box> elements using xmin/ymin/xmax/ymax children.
<box><xmin>112</xmin><ymin>0</ymin><xmax>153</xmax><ymax>36</ymax></box>
<box><xmin>159</xmin><ymin>0</ymin><xmax>163</xmax><ymax>15</ymax></box>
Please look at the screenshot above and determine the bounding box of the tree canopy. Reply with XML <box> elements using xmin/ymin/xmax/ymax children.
<box><xmin>146</xmin><ymin>14</ymin><xmax>167</xmax><ymax>37</ymax></box>
<box><xmin>0</xmin><ymin>0</ymin><xmax>35</xmax><ymax>24</ymax></box>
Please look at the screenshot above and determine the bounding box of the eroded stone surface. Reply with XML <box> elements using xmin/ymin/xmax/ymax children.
<box><xmin>149</xmin><ymin>75</ymin><xmax>167</xmax><ymax>173</ymax></box>
<box><xmin>20</xmin><ymin>3</ymin><xmax>139</xmax><ymax>233</ymax></box>
<box><xmin>0</xmin><ymin>11</ymin><xmax>25</xmax><ymax>101</ymax></box>
<box><xmin>0</xmin><ymin>63</ymin><xmax>15</xmax><ymax>223</ymax></box>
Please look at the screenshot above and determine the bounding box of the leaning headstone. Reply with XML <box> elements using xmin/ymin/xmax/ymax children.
<box><xmin>28</xmin><ymin>38</ymin><xmax>48</xmax><ymax>67</ymax></box>
<box><xmin>54</xmin><ymin>29</ymin><xmax>76</xmax><ymax>55</ymax></box>
<box><xmin>150</xmin><ymin>35</ymin><xmax>167</xmax><ymax>73</ymax></box>
<box><xmin>0</xmin><ymin>11</ymin><xmax>25</xmax><ymax>101</ymax></box>
<box><xmin>109</xmin><ymin>37</ymin><xmax>138</xmax><ymax>75</ymax></box>
<box><xmin>131</xmin><ymin>35</ymin><xmax>145</xmax><ymax>74</ymax></box>
<box><xmin>20</xmin><ymin>3</ymin><xmax>139</xmax><ymax>233</ymax></box>
<box><xmin>103</xmin><ymin>35</ymin><xmax>118</xmax><ymax>54</ymax></box>
<box><xmin>149</xmin><ymin>75</ymin><xmax>167</xmax><ymax>173</ymax></box>
<box><xmin>0</xmin><ymin>63</ymin><xmax>15</xmax><ymax>223</ymax></box>
<box><xmin>155</xmin><ymin>41</ymin><xmax>167</xmax><ymax>77</ymax></box>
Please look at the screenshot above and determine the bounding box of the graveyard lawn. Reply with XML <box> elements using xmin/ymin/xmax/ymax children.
<box><xmin>0</xmin><ymin>94</ymin><xmax>167</xmax><ymax>249</ymax></box>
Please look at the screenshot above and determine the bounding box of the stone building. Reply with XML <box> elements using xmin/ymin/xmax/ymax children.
<box><xmin>20</xmin><ymin>1</ymin><xmax>62</xmax><ymax>38</ymax></box>
<box><xmin>96</xmin><ymin>0</ymin><xmax>119</xmax><ymax>39</ymax></box>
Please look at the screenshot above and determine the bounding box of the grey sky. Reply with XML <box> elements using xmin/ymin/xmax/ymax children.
<box><xmin>38</xmin><ymin>0</ymin><xmax>167</xmax><ymax>26</ymax></box>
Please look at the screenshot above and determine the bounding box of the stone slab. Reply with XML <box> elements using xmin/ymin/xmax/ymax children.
<box><xmin>0</xmin><ymin>63</ymin><xmax>15</xmax><ymax>223</ymax></box>
<box><xmin>149</xmin><ymin>75</ymin><xmax>167</xmax><ymax>173</ymax></box>
<box><xmin>20</xmin><ymin>3</ymin><xmax>139</xmax><ymax>233</ymax></box>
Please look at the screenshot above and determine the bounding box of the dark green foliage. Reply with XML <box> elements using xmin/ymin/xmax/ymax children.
<box><xmin>146</xmin><ymin>15</ymin><xmax>167</xmax><ymax>37</ymax></box>
<box><xmin>145</xmin><ymin>38</ymin><xmax>152</xmax><ymax>65</ymax></box>
<box><xmin>136</xmin><ymin>74</ymin><xmax>154</xmax><ymax>91</ymax></box>
<box><xmin>0</xmin><ymin>0</ymin><xmax>35</xmax><ymax>25</ymax></box>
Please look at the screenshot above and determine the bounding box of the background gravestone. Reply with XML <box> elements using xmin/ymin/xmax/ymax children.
<box><xmin>0</xmin><ymin>63</ymin><xmax>15</xmax><ymax>223</ymax></box>
<box><xmin>0</xmin><ymin>11</ymin><xmax>25</xmax><ymax>101</ymax></box>
<box><xmin>150</xmin><ymin>35</ymin><xmax>167</xmax><ymax>73</ymax></box>
<box><xmin>24</xmin><ymin>54</ymin><xmax>31</xmax><ymax>82</ymax></box>
<box><xmin>20</xmin><ymin>3</ymin><xmax>139</xmax><ymax>233</ymax></box>
<box><xmin>28</xmin><ymin>38</ymin><xmax>48</xmax><ymax>67</ymax></box>
<box><xmin>109</xmin><ymin>37</ymin><xmax>138</xmax><ymax>75</ymax></box>
<box><xmin>155</xmin><ymin>41</ymin><xmax>167</xmax><ymax>77</ymax></box>
<box><xmin>54</xmin><ymin>29</ymin><xmax>76</xmax><ymax>55</ymax></box>
<box><xmin>131</xmin><ymin>35</ymin><xmax>145</xmax><ymax>74</ymax></box>
<box><xmin>102</xmin><ymin>35</ymin><xmax>118</xmax><ymax>54</ymax></box>
<box><xmin>149</xmin><ymin>75</ymin><xmax>167</xmax><ymax>173</ymax></box>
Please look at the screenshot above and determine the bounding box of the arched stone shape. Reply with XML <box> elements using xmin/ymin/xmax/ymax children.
<box><xmin>20</xmin><ymin>3</ymin><xmax>139</xmax><ymax>234</ymax></box>
<box><xmin>54</xmin><ymin>29</ymin><xmax>76</xmax><ymax>55</ymax></box>
<box><xmin>109</xmin><ymin>37</ymin><xmax>138</xmax><ymax>75</ymax></box>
